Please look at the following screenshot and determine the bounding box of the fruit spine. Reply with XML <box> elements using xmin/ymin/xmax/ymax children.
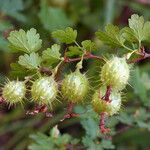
<box><xmin>31</xmin><ymin>76</ymin><xmax>58</xmax><ymax>105</ymax></box>
<box><xmin>92</xmin><ymin>87</ymin><xmax>121</xmax><ymax>116</ymax></box>
<box><xmin>2</xmin><ymin>80</ymin><xmax>26</xmax><ymax>105</ymax></box>
<box><xmin>101</xmin><ymin>56</ymin><xmax>130</xmax><ymax>91</ymax></box>
<box><xmin>61</xmin><ymin>70</ymin><xmax>89</xmax><ymax>103</ymax></box>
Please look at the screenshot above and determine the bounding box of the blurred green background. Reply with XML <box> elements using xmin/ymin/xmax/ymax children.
<box><xmin>0</xmin><ymin>0</ymin><xmax>150</xmax><ymax>150</ymax></box>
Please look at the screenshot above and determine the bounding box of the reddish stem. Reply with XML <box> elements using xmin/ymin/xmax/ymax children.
<box><xmin>102</xmin><ymin>86</ymin><xmax>112</xmax><ymax>102</ymax></box>
<box><xmin>128</xmin><ymin>52</ymin><xmax>150</xmax><ymax>63</ymax></box>
<box><xmin>26</xmin><ymin>104</ymin><xmax>53</xmax><ymax>117</ymax></box>
<box><xmin>61</xmin><ymin>102</ymin><xmax>79</xmax><ymax>121</ymax></box>
<box><xmin>128</xmin><ymin>47</ymin><xmax>150</xmax><ymax>64</ymax></box>
<box><xmin>0</xmin><ymin>97</ymin><xmax>6</xmax><ymax>104</ymax></box>
<box><xmin>99</xmin><ymin>113</ymin><xmax>110</xmax><ymax>134</ymax></box>
<box><xmin>99</xmin><ymin>86</ymin><xmax>112</xmax><ymax>134</ymax></box>
<box><xmin>64</xmin><ymin>51</ymin><xmax>102</xmax><ymax>63</ymax></box>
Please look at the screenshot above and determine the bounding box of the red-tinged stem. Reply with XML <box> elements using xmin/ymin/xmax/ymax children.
<box><xmin>128</xmin><ymin>47</ymin><xmax>150</xmax><ymax>64</ymax></box>
<box><xmin>39</xmin><ymin>52</ymin><xmax>102</xmax><ymax>76</ymax></box>
<box><xmin>99</xmin><ymin>86</ymin><xmax>112</xmax><ymax>134</ymax></box>
<box><xmin>128</xmin><ymin>52</ymin><xmax>150</xmax><ymax>64</ymax></box>
<box><xmin>0</xmin><ymin>97</ymin><xmax>6</xmax><ymax>104</ymax></box>
<box><xmin>61</xmin><ymin>102</ymin><xmax>79</xmax><ymax>121</ymax></box>
<box><xmin>64</xmin><ymin>52</ymin><xmax>103</xmax><ymax>63</ymax></box>
<box><xmin>26</xmin><ymin>104</ymin><xmax>53</xmax><ymax>117</ymax></box>
<box><xmin>102</xmin><ymin>86</ymin><xmax>112</xmax><ymax>102</ymax></box>
<box><xmin>67</xmin><ymin>102</ymin><xmax>74</xmax><ymax>114</ymax></box>
<box><xmin>99</xmin><ymin>112</ymin><xmax>110</xmax><ymax>134</ymax></box>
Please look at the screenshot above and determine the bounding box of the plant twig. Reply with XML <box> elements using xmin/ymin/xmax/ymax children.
<box><xmin>60</xmin><ymin>102</ymin><xmax>79</xmax><ymax>121</ymax></box>
<box><xmin>26</xmin><ymin>104</ymin><xmax>53</xmax><ymax>118</ymax></box>
<box><xmin>99</xmin><ymin>86</ymin><xmax>112</xmax><ymax>134</ymax></box>
<box><xmin>64</xmin><ymin>51</ymin><xmax>103</xmax><ymax>63</ymax></box>
<box><xmin>128</xmin><ymin>47</ymin><xmax>150</xmax><ymax>64</ymax></box>
<box><xmin>102</xmin><ymin>86</ymin><xmax>112</xmax><ymax>102</ymax></box>
<box><xmin>99</xmin><ymin>112</ymin><xmax>110</xmax><ymax>134</ymax></box>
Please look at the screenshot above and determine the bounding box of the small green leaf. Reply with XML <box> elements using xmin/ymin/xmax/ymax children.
<box><xmin>128</xmin><ymin>14</ymin><xmax>150</xmax><ymax>43</ymax></box>
<box><xmin>101</xmin><ymin>140</ymin><xmax>115</xmax><ymax>149</ymax></box>
<box><xmin>42</xmin><ymin>44</ymin><xmax>61</xmax><ymax>65</ymax></box>
<box><xmin>18</xmin><ymin>52</ymin><xmax>41</xmax><ymax>69</ymax></box>
<box><xmin>81</xmin><ymin>40</ymin><xmax>97</xmax><ymax>51</ymax></box>
<box><xmin>95</xmin><ymin>24</ymin><xmax>124</xmax><ymax>47</ymax></box>
<box><xmin>143</xmin><ymin>21</ymin><xmax>150</xmax><ymax>43</ymax></box>
<box><xmin>81</xmin><ymin>117</ymin><xmax>99</xmax><ymax>139</ymax></box>
<box><xmin>131</xmin><ymin>67</ymin><xmax>150</xmax><ymax>106</ymax></box>
<box><xmin>8</xmin><ymin>28</ymin><xmax>42</xmax><ymax>53</ymax></box>
<box><xmin>66</xmin><ymin>46</ymin><xmax>83</xmax><ymax>57</ymax></box>
<box><xmin>121</xmin><ymin>27</ymin><xmax>138</xmax><ymax>43</ymax></box>
<box><xmin>117</xmin><ymin>112</ymin><xmax>134</xmax><ymax>125</ymax></box>
<box><xmin>10</xmin><ymin>63</ymin><xmax>35</xmax><ymax>78</ymax></box>
<box><xmin>52</xmin><ymin>27</ymin><xmax>77</xmax><ymax>44</ymax></box>
<box><xmin>129</xmin><ymin>14</ymin><xmax>144</xmax><ymax>42</ymax></box>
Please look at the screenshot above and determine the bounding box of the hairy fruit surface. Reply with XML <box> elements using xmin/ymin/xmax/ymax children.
<box><xmin>92</xmin><ymin>87</ymin><xmax>121</xmax><ymax>116</ymax></box>
<box><xmin>61</xmin><ymin>70</ymin><xmax>89</xmax><ymax>103</ymax></box>
<box><xmin>101</xmin><ymin>57</ymin><xmax>130</xmax><ymax>91</ymax></box>
<box><xmin>31</xmin><ymin>76</ymin><xmax>58</xmax><ymax>105</ymax></box>
<box><xmin>2</xmin><ymin>81</ymin><xmax>26</xmax><ymax>105</ymax></box>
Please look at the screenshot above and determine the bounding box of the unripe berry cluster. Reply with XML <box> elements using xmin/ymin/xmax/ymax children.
<box><xmin>1</xmin><ymin>69</ymin><xmax>89</xmax><ymax>106</ymax></box>
<box><xmin>1</xmin><ymin>56</ymin><xmax>130</xmax><ymax>118</ymax></box>
<box><xmin>92</xmin><ymin>56</ymin><xmax>130</xmax><ymax>116</ymax></box>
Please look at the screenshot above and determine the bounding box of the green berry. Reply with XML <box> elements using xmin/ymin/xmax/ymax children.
<box><xmin>2</xmin><ymin>81</ymin><xmax>26</xmax><ymax>105</ymax></box>
<box><xmin>31</xmin><ymin>76</ymin><xmax>58</xmax><ymax>105</ymax></box>
<box><xmin>61</xmin><ymin>70</ymin><xmax>89</xmax><ymax>103</ymax></box>
<box><xmin>92</xmin><ymin>87</ymin><xmax>121</xmax><ymax>116</ymax></box>
<box><xmin>101</xmin><ymin>56</ymin><xmax>130</xmax><ymax>91</ymax></box>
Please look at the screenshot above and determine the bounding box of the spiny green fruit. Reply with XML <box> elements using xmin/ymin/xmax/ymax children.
<box><xmin>2</xmin><ymin>80</ymin><xmax>26</xmax><ymax>105</ymax></box>
<box><xmin>31</xmin><ymin>76</ymin><xmax>58</xmax><ymax>105</ymax></box>
<box><xmin>61</xmin><ymin>70</ymin><xmax>89</xmax><ymax>103</ymax></box>
<box><xmin>101</xmin><ymin>56</ymin><xmax>130</xmax><ymax>91</ymax></box>
<box><xmin>92</xmin><ymin>87</ymin><xmax>121</xmax><ymax>116</ymax></box>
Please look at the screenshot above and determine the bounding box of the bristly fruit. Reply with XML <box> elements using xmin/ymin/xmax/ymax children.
<box><xmin>2</xmin><ymin>80</ymin><xmax>26</xmax><ymax>105</ymax></box>
<box><xmin>101</xmin><ymin>56</ymin><xmax>130</xmax><ymax>91</ymax></box>
<box><xmin>92</xmin><ymin>87</ymin><xmax>121</xmax><ymax>116</ymax></box>
<box><xmin>31</xmin><ymin>76</ymin><xmax>58</xmax><ymax>106</ymax></box>
<box><xmin>61</xmin><ymin>70</ymin><xmax>89</xmax><ymax>103</ymax></box>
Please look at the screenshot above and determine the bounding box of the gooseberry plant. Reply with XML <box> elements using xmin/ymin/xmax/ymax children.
<box><xmin>0</xmin><ymin>14</ymin><xmax>150</xmax><ymax>141</ymax></box>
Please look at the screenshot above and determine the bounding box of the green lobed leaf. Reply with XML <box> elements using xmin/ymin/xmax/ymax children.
<box><xmin>18</xmin><ymin>52</ymin><xmax>41</xmax><ymax>69</ymax></box>
<box><xmin>143</xmin><ymin>21</ymin><xmax>150</xmax><ymax>43</ymax></box>
<box><xmin>131</xmin><ymin>67</ymin><xmax>150</xmax><ymax>106</ymax></box>
<box><xmin>101</xmin><ymin>140</ymin><xmax>115</xmax><ymax>149</ymax></box>
<box><xmin>42</xmin><ymin>44</ymin><xmax>61</xmax><ymax>65</ymax></box>
<box><xmin>52</xmin><ymin>27</ymin><xmax>77</xmax><ymax>44</ymax></box>
<box><xmin>81</xmin><ymin>40</ymin><xmax>97</xmax><ymax>51</ymax></box>
<box><xmin>39</xmin><ymin>0</ymin><xmax>72</xmax><ymax>32</ymax></box>
<box><xmin>121</xmin><ymin>27</ymin><xmax>138</xmax><ymax>43</ymax></box>
<box><xmin>10</xmin><ymin>63</ymin><xmax>35</xmax><ymax>78</ymax></box>
<box><xmin>66</xmin><ymin>46</ymin><xmax>83</xmax><ymax>57</ymax></box>
<box><xmin>8</xmin><ymin>28</ymin><xmax>42</xmax><ymax>53</ymax></box>
<box><xmin>129</xmin><ymin>14</ymin><xmax>145</xmax><ymax>42</ymax></box>
<box><xmin>29</xmin><ymin>133</ymin><xmax>54</xmax><ymax>150</ymax></box>
<box><xmin>29</xmin><ymin>126</ymin><xmax>77</xmax><ymax>150</ymax></box>
<box><xmin>128</xmin><ymin>14</ymin><xmax>150</xmax><ymax>43</ymax></box>
<box><xmin>95</xmin><ymin>24</ymin><xmax>125</xmax><ymax>47</ymax></box>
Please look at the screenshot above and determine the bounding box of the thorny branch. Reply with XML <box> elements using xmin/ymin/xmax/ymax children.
<box><xmin>99</xmin><ymin>86</ymin><xmax>112</xmax><ymax>134</ymax></box>
<box><xmin>26</xmin><ymin>104</ymin><xmax>53</xmax><ymax>118</ymax></box>
<box><xmin>128</xmin><ymin>47</ymin><xmax>150</xmax><ymax>63</ymax></box>
<box><xmin>1</xmin><ymin>44</ymin><xmax>150</xmax><ymax>135</ymax></box>
<box><xmin>60</xmin><ymin>102</ymin><xmax>80</xmax><ymax>121</ymax></box>
<box><xmin>38</xmin><ymin>51</ymin><xmax>102</xmax><ymax>78</ymax></box>
<box><xmin>64</xmin><ymin>51</ymin><xmax>103</xmax><ymax>63</ymax></box>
